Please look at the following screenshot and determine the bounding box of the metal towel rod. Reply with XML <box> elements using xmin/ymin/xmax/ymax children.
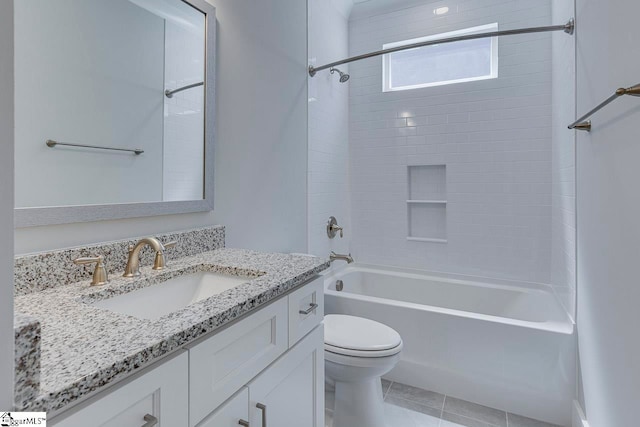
<box><xmin>165</xmin><ymin>81</ymin><xmax>204</xmax><ymax>98</ymax></box>
<box><xmin>568</xmin><ymin>84</ymin><xmax>640</xmax><ymax>132</ymax></box>
<box><xmin>46</xmin><ymin>139</ymin><xmax>144</xmax><ymax>155</ymax></box>
<box><xmin>309</xmin><ymin>19</ymin><xmax>575</xmax><ymax>77</ymax></box>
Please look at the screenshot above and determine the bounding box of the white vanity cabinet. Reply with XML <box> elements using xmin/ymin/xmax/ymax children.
<box><xmin>51</xmin><ymin>277</ymin><xmax>324</xmax><ymax>427</ymax></box>
<box><xmin>53</xmin><ymin>351</ymin><xmax>189</xmax><ymax>427</ymax></box>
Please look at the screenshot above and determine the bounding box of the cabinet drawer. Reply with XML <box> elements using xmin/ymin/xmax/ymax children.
<box><xmin>288</xmin><ymin>276</ymin><xmax>324</xmax><ymax>347</ymax></box>
<box><xmin>53</xmin><ymin>351</ymin><xmax>189</xmax><ymax>427</ymax></box>
<box><xmin>188</xmin><ymin>298</ymin><xmax>288</xmax><ymax>426</ymax></box>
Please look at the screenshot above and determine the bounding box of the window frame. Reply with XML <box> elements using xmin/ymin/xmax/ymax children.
<box><xmin>382</xmin><ymin>23</ymin><xmax>499</xmax><ymax>92</ymax></box>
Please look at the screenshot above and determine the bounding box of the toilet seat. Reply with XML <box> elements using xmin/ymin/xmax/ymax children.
<box><xmin>325</xmin><ymin>343</ymin><xmax>402</xmax><ymax>358</ymax></box>
<box><xmin>324</xmin><ymin>314</ymin><xmax>403</xmax><ymax>358</ymax></box>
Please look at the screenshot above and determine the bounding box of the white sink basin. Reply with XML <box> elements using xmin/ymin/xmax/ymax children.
<box><xmin>91</xmin><ymin>272</ymin><xmax>251</xmax><ymax>320</ymax></box>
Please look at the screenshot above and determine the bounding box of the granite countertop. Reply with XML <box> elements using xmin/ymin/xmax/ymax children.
<box><xmin>14</xmin><ymin>248</ymin><xmax>329</xmax><ymax>414</ymax></box>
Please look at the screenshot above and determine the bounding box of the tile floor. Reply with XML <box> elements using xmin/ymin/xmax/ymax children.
<box><xmin>325</xmin><ymin>380</ymin><xmax>563</xmax><ymax>427</ymax></box>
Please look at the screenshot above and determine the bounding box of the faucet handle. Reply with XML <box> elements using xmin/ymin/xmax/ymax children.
<box><xmin>153</xmin><ymin>241</ymin><xmax>177</xmax><ymax>271</ymax></box>
<box><xmin>73</xmin><ymin>255</ymin><xmax>108</xmax><ymax>286</ymax></box>
<box><xmin>163</xmin><ymin>241</ymin><xmax>177</xmax><ymax>250</ymax></box>
<box><xmin>327</xmin><ymin>216</ymin><xmax>344</xmax><ymax>239</ymax></box>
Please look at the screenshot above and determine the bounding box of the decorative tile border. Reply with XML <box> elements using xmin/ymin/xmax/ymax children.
<box><xmin>14</xmin><ymin>226</ymin><xmax>225</xmax><ymax>296</ymax></box>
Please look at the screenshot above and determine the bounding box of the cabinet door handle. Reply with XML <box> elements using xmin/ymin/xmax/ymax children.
<box><xmin>256</xmin><ymin>403</ymin><xmax>267</xmax><ymax>427</ymax></box>
<box><xmin>299</xmin><ymin>303</ymin><xmax>318</xmax><ymax>315</ymax></box>
<box><xmin>142</xmin><ymin>414</ymin><xmax>158</xmax><ymax>427</ymax></box>
<box><xmin>239</xmin><ymin>420</ymin><xmax>250</xmax><ymax>427</ymax></box>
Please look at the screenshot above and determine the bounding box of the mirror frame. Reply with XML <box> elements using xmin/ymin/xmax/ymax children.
<box><xmin>14</xmin><ymin>0</ymin><xmax>216</xmax><ymax>228</ymax></box>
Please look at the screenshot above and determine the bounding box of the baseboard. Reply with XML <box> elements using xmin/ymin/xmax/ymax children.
<box><xmin>572</xmin><ymin>400</ymin><xmax>589</xmax><ymax>427</ymax></box>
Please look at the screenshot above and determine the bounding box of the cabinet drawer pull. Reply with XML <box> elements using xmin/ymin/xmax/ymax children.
<box><xmin>239</xmin><ymin>420</ymin><xmax>250</xmax><ymax>427</ymax></box>
<box><xmin>256</xmin><ymin>403</ymin><xmax>267</xmax><ymax>427</ymax></box>
<box><xmin>299</xmin><ymin>303</ymin><xmax>318</xmax><ymax>315</ymax></box>
<box><xmin>142</xmin><ymin>414</ymin><xmax>158</xmax><ymax>427</ymax></box>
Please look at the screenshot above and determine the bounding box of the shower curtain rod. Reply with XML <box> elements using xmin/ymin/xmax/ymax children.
<box><xmin>308</xmin><ymin>19</ymin><xmax>575</xmax><ymax>77</ymax></box>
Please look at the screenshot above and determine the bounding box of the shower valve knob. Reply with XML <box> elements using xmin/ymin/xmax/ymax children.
<box><xmin>327</xmin><ymin>216</ymin><xmax>344</xmax><ymax>239</ymax></box>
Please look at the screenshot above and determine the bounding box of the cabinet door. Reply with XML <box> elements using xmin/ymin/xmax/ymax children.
<box><xmin>196</xmin><ymin>387</ymin><xmax>249</xmax><ymax>427</ymax></box>
<box><xmin>249</xmin><ymin>325</ymin><xmax>324</xmax><ymax>427</ymax></box>
<box><xmin>53</xmin><ymin>352</ymin><xmax>189</xmax><ymax>427</ymax></box>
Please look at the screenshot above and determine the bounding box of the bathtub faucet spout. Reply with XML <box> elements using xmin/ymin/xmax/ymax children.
<box><xmin>330</xmin><ymin>251</ymin><xmax>354</xmax><ymax>264</ymax></box>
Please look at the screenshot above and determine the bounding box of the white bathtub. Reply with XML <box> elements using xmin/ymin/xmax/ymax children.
<box><xmin>323</xmin><ymin>264</ymin><xmax>575</xmax><ymax>426</ymax></box>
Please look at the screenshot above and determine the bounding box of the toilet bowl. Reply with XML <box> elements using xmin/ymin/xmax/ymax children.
<box><xmin>324</xmin><ymin>314</ymin><xmax>403</xmax><ymax>427</ymax></box>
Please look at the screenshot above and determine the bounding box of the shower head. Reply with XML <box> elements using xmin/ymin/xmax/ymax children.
<box><xmin>330</xmin><ymin>67</ymin><xmax>350</xmax><ymax>83</ymax></box>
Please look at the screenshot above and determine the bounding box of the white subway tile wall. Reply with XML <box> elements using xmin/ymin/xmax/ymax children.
<box><xmin>349</xmin><ymin>0</ymin><xmax>556</xmax><ymax>282</ymax></box>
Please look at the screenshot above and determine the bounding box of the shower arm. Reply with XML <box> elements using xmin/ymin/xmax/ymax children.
<box><xmin>308</xmin><ymin>19</ymin><xmax>575</xmax><ymax>77</ymax></box>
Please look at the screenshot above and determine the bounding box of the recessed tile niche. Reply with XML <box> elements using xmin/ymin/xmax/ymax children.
<box><xmin>407</xmin><ymin>165</ymin><xmax>447</xmax><ymax>243</ymax></box>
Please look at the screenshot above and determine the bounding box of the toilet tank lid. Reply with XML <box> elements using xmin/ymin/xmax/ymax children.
<box><xmin>324</xmin><ymin>314</ymin><xmax>402</xmax><ymax>352</ymax></box>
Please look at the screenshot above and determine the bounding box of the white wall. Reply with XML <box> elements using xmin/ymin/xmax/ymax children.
<box><xmin>348</xmin><ymin>0</ymin><xmax>554</xmax><ymax>283</ymax></box>
<box><xmin>14</xmin><ymin>0</ymin><xmax>165</xmax><ymax>207</ymax></box>
<box><xmin>14</xmin><ymin>0</ymin><xmax>309</xmax><ymax>256</ymax></box>
<box><xmin>551</xmin><ymin>1</ymin><xmax>576</xmax><ymax>319</ymax></box>
<box><xmin>0</xmin><ymin>0</ymin><xmax>14</xmax><ymax>409</ymax></box>
<box><xmin>204</xmin><ymin>0</ymin><xmax>308</xmax><ymax>254</ymax></box>
<box><xmin>307</xmin><ymin>0</ymin><xmax>351</xmax><ymax>258</ymax></box>
<box><xmin>576</xmin><ymin>0</ymin><xmax>640</xmax><ymax>425</ymax></box>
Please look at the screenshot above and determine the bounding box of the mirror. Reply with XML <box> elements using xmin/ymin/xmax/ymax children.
<box><xmin>13</xmin><ymin>0</ymin><xmax>215</xmax><ymax>227</ymax></box>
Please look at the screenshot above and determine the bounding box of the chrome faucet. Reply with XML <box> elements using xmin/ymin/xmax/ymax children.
<box><xmin>330</xmin><ymin>251</ymin><xmax>354</xmax><ymax>264</ymax></box>
<box><xmin>123</xmin><ymin>237</ymin><xmax>176</xmax><ymax>277</ymax></box>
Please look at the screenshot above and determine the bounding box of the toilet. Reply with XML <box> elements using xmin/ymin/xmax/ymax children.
<box><xmin>324</xmin><ymin>314</ymin><xmax>403</xmax><ymax>427</ymax></box>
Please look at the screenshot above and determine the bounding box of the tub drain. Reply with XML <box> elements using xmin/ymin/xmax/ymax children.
<box><xmin>335</xmin><ymin>279</ymin><xmax>344</xmax><ymax>291</ymax></box>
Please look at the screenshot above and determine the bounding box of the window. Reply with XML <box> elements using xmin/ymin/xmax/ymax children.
<box><xmin>382</xmin><ymin>23</ymin><xmax>498</xmax><ymax>92</ymax></box>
